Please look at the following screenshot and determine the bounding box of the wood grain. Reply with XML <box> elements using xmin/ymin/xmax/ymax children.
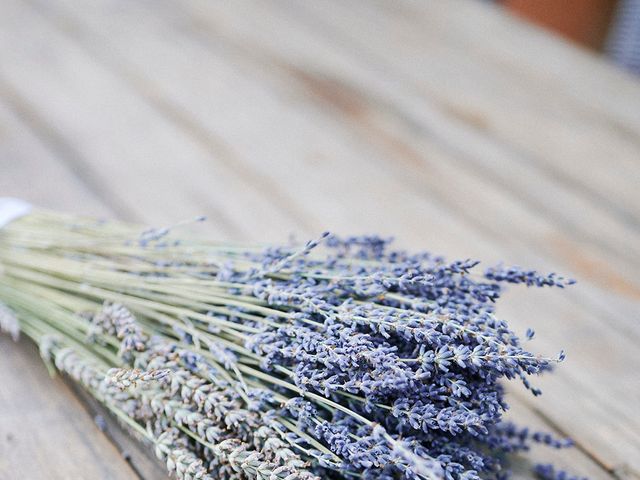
<box><xmin>0</xmin><ymin>0</ymin><xmax>638</xmax><ymax>478</ymax></box>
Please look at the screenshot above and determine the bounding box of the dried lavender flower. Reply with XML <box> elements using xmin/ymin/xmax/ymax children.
<box><xmin>0</xmin><ymin>209</ymin><xmax>585</xmax><ymax>480</ymax></box>
<box><xmin>155</xmin><ymin>428</ymin><xmax>214</xmax><ymax>480</ymax></box>
<box><xmin>93</xmin><ymin>302</ymin><xmax>147</xmax><ymax>357</ymax></box>
<box><xmin>534</xmin><ymin>464</ymin><xmax>589</xmax><ymax>480</ymax></box>
<box><xmin>106</xmin><ymin>367</ymin><xmax>171</xmax><ymax>390</ymax></box>
<box><xmin>212</xmin><ymin>439</ymin><xmax>318</xmax><ymax>480</ymax></box>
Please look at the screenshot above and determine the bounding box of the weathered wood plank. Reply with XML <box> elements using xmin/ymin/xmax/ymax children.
<box><xmin>299</xmin><ymin>0</ymin><xmax>640</xmax><ymax>227</ymax></box>
<box><xmin>0</xmin><ymin>0</ymin><xmax>309</xmax><ymax>243</ymax></box>
<box><xmin>388</xmin><ymin>0</ymin><xmax>640</xmax><ymax>136</ymax></box>
<box><xmin>0</xmin><ymin>94</ymin><xmax>110</xmax><ymax>217</ymax></box>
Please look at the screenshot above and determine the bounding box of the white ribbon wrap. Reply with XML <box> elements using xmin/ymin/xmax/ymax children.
<box><xmin>0</xmin><ymin>198</ymin><xmax>32</xmax><ymax>229</ymax></box>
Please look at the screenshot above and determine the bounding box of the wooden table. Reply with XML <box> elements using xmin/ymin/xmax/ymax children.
<box><xmin>1</xmin><ymin>1</ymin><xmax>639</xmax><ymax>478</ymax></box>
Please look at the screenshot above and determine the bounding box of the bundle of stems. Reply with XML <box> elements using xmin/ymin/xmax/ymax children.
<box><xmin>0</xmin><ymin>208</ymin><xmax>578</xmax><ymax>480</ymax></box>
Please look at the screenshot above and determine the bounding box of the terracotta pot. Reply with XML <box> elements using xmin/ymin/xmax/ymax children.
<box><xmin>504</xmin><ymin>0</ymin><xmax>618</xmax><ymax>50</ymax></box>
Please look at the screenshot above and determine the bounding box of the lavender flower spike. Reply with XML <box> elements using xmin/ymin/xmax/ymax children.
<box><xmin>106</xmin><ymin>368</ymin><xmax>171</xmax><ymax>390</ymax></box>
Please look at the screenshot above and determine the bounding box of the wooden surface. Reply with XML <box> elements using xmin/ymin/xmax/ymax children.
<box><xmin>0</xmin><ymin>0</ymin><xmax>639</xmax><ymax>478</ymax></box>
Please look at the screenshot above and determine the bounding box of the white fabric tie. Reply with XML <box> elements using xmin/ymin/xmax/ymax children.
<box><xmin>0</xmin><ymin>197</ymin><xmax>32</xmax><ymax>229</ymax></box>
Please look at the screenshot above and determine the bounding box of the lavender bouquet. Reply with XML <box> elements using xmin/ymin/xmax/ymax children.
<box><xmin>0</xmin><ymin>204</ymin><xmax>579</xmax><ymax>480</ymax></box>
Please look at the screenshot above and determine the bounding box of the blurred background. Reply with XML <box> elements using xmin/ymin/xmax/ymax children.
<box><xmin>504</xmin><ymin>0</ymin><xmax>640</xmax><ymax>74</ymax></box>
<box><xmin>0</xmin><ymin>1</ymin><xmax>639</xmax><ymax>479</ymax></box>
